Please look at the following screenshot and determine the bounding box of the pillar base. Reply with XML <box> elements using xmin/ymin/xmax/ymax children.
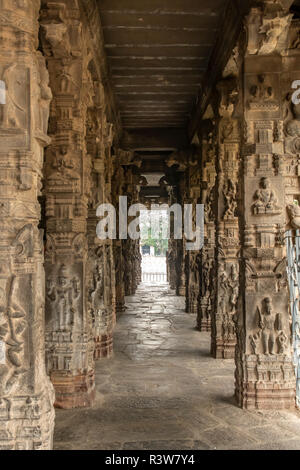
<box><xmin>94</xmin><ymin>334</ymin><xmax>113</xmax><ymax>359</ymax></box>
<box><xmin>197</xmin><ymin>315</ymin><xmax>211</xmax><ymax>332</ymax></box>
<box><xmin>116</xmin><ymin>303</ymin><xmax>126</xmax><ymax>317</ymax></box>
<box><xmin>211</xmin><ymin>339</ymin><xmax>236</xmax><ymax>359</ymax></box>
<box><xmin>0</xmin><ymin>385</ymin><xmax>55</xmax><ymax>450</ymax></box>
<box><xmin>235</xmin><ymin>355</ymin><xmax>296</xmax><ymax>410</ymax></box>
<box><xmin>51</xmin><ymin>370</ymin><xmax>95</xmax><ymax>409</ymax></box>
<box><xmin>186</xmin><ymin>301</ymin><xmax>198</xmax><ymax>314</ymax></box>
<box><xmin>177</xmin><ymin>286</ymin><xmax>186</xmax><ymax>296</ymax></box>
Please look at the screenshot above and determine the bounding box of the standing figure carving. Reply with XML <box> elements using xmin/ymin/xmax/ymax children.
<box><xmin>47</xmin><ymin>265</ymin><xmax>80</xmax><ymax>331</ymax></box>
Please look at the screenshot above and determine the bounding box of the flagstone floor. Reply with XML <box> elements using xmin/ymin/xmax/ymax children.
<box><xmin>54</xmin><ymin>283</ymin><xmax>300</xmax><ymax>450</ymax></box>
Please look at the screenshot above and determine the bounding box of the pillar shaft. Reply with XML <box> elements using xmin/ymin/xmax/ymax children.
<box><xmin>211</xmin><ymin>77</ymin><xmax>241</xmax><ymax>359</ymax></box>
<box><xmin>0</xmin><ymin>0</ymin><xmax>54</xmax><ymax>449</ymax></box>
<box><xmin>235</xmin><ymin>3</ymin><xmax>295</xmax><ymax>409</ymax></box>
<box><xmin>198</xmin><ymin>119</ymin><xmax>217</xmax><ymax>332</ymax></box>
<box><xmin>40</xmin><ymin>1</ymin><xmax>95</xmax><ymax>408</ymax></box>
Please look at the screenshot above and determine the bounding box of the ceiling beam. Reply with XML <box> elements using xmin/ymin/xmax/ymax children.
<box><xmin>121</xmin><ymin>128</ymin><xmax>188</xmax><ymax>151</ymax></box>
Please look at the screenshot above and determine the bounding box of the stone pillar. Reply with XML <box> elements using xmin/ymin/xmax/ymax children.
<box><xmin>84</xmin><ymin>74</ymin><xmax>116</xmax><ymax>360</ymax></box>
<box><xmin>122</xmin><ymin>166</ymin><xmax>142</xmax><ymax>296</ymax></box>
<box><xmin>40</xmin><ymin>1</ymin><xmax>95</xmax><ymax>408</ymax></box>
<box><xmin>167</xmin><ymin>219</ymin><xmax>178</xmax><ymax>290</ymax></box>
<box><xmin>95</xmin><ymin>117</ymin><xmax>116</xmax><ymax>359</ymax></box>
<box><xmin>112</xmin><ymin>151</ymin><xmax>126</xmax><ymax>316</ymax></box>
<box><xmin>0</xmin><ymin>0</ymin><xmax>55</xmax><ymax>449</ymax></box>
<box><xmin>185</xmin><ymin>146</ymin><xmax>202</xmax><ymax>314</ymax></box>
<box><xmin>211</xmin><ymin>76</ymin><xmax>241</xmax><ymax>359</ymax></box>
<box><xmin>235</xmin><ymin>1</ymin><xmax>295</xmax><ymax>409</ymax></box>
<box><xmin>176</xmin><ymin>240</ymin><xmax>186</xmax><ymax>296</ymax></box>
<box><xmin>198</xmin><ymin>119</ymin><xmax>217</xmax><ymax>332</ymax></box>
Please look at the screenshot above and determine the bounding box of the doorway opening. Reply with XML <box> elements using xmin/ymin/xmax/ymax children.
<box><xmin>139</xmin><ymin>208</ymin><xmax>169</xmax><ymax>284</ymax></box>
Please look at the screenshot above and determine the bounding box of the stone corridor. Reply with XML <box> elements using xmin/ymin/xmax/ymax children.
<box><xmin>54</xmin><ymin>284</ymin><xmax>300</xmax><ymax>450</ymax></box>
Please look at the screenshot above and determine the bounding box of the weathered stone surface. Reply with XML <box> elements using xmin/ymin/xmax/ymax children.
<box><xmin>54</xmin><ymin>284</ymin><xmax>300</xmax><ymax>450</ymax></box>
<box><xmin>2</xmin><ymin>0</ymin><xmax>300</xmax><ymax>450</ymax></box>
<box><xmin>0</xmin><ymin>0</ymin><xmax>54</xmax><ymax>450</ymax></box>
<box><xmin>235</xmin><ymin>0</ymin><xmax>296</xmax><ymax>410</ymax></box>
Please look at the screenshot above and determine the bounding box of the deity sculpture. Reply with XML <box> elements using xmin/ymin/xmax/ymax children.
<box><xmin>201</xmin><ymin>260</ymin><xmax>210</xmax><ymax>298</ymax></box>
<box><xmin>204</xmin><ymin>188</ymin><xmax>214</xmax><ymax>223</ymax></box>
<box><xmin>257</xmin><ymin>297</ymin><xmax>282</xmax><ymax>355</ymax></box>
<box><xmin>37</xmin><ymin>53</ymin><xmax>53</xmax><ymax>136</ymax></box>
<box><xmin>250</xmin><ymin>74</ymin><xmax>273</xmax><ymax>101</ymax></box>
<box><xmin>218</xmin><ymin>268</ymin><xmax>229</xmax><ymax>316</ymax></box>
<box><xmin>228</xmin><ymin>264</ymin><xmax>239</xmax><ymax>314</ymax></box>
<box><xmin>0</xmin><ymin>64</ymin><xmax>25</xmax><ymax>128</ymax></box>
<box><xmin>223</xmin><ymin>179</ymin><xmax>237</xmax><ymax>218</ymax></box>
<box><xmin>252</xmin><ymin>177</ymin><xmax>281</xmax><ymax>215</ymax></box>
<box><xmin>47</xmin><ymin>265</ymin><xmax>80</xmax><ymax>331</ymax></box>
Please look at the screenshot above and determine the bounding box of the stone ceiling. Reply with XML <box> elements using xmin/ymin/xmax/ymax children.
<box><xmin>97</xmin><ymin>0</ymin><xmax>227</xmax><ymax>147</ymax></box>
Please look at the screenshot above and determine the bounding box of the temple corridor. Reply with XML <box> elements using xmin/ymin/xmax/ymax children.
<box><xmin>5</xmin><ymin>0</ymin><xmax>300</xmax><ymax>451</ymax></box>
<box><xmin>54</xmin><ymin>284</ymin><xmax>300</xmax><ymax>451</ymax></box>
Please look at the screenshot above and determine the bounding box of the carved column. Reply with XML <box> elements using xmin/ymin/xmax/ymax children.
<box><xmin>122</xmin><ymin>166</ymin><xmax>142</xmax><ymax>296</ymax></box>
<box><xmin>40</xmin><ymin>1</ymin><xmax>95</xmax><ymax>408</ymax></box>
<box><xmin>95</xmin><ymin>116</ymin><xmax>117</xmax><ymax>358</ymax></box>
<box><xmin>0</xmin><ymin>0</ymin><xmax>55</xmax><ymax>449</ymax></box>
<box><xmin>211</xmin><ymin>76</ymin><xmax>241</xmax><ymax>359</ymax></box>
<box><xmin>112</xmin><ymin>151</ymin><xmax>126</xmax><ymax>316</ymax></box>
<box><xmin>198</xmin><ymin>119</ymin><xmax>217</xmax><ymax>332</ymax></box>
<box><xmin>235</xmin><ymin>1</ymin><xmax>295</xmax><ymax>409</ymax></box>
<box><xmin>185</xmin><ymin>146</ymin><xmax>202</xmax><ymax>314</ymax></box>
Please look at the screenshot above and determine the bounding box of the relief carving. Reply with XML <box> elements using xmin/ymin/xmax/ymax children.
<box><xmin>249</xmin><ymin>297</ymin><xmax>288</xmax><ymax>355</ymax></box>
<box><xmin>46</xmin><ymin>264</ymin><xmax>80</xmax><ymax>332</ymax></box>
<box><xmin>252</xmin><ymin>177</ymin><xmax>282</xmax><ymax>215</ymax></box>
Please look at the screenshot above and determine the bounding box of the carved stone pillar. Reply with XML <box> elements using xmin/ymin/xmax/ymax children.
<box><xmin>167</xmin><ymin>220</ymin><xmax>177</xmax><ymax>290</ymax></box>
<box><xmin>40</xmin><ymin>1</ymin><xmax>95</xmax><ymax>408</ymax></box>
<box><xmin>176</xmin><ymin>173</ymin><xmax>187</xmax><ymax>296</ymax></box>
<box><xmin>112</xmin><ymin>152</ymin><xmax>126</xmax><ymax>316</ymax></box>
<box><xmin>198</xmin><ymin>119</ymin><xmax>217</xmax><ymax>332</ymax></box>
<box><xmin>235</xmin><ymin>2</ymin><xmax>295</xmax><ymax>409</ymax></box>
<box><xmin>0</xmin><ymin>0</ymin><xmax>55</xmax><ymax>449</ymax></box>
<box><xmin>185</xmin><ymin>146</ymin><xmax>202</xmax><ymax>314</ymax></box>
<box><xmin>122</xmin><ymin>167</ymin><xmax>141</xmax><ymax>296</ymax></box>
<box><xmin>211</xmin><ymin>77</ymin><xmax>241</xmax><ymax>359</ymax></box>
<box><xmin>95</xmin><ymin>118</ymin><xmax>117</xmax><ymax>359</ymax></box>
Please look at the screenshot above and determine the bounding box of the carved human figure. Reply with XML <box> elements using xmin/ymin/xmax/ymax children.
<box><xmin>0</xmin><ymin>64</ymin><xmax>25</xmax><ymax>128</ymax></box>
<box><xmin>249</xmin><ymin>331</ymin><xmax>261</xmax><ymax>354</ymax></box>
<box><xmin>56</xmin><ymin>63</ymin><xmax>76</xmax><ymax>94</ymax></box>
<box><xmin>229</xmin><ymin>264</ymin><xmax>239</xmax><ymax>313</ymax></box>
<box><xmin>223</xmin><ymin>179</ymin><xmax>237</xmax><ymax>218</ymax></box>
<box><xmin>218</xmin><ymin>268</ymin><xmax>229</xmax><ymax>315</ymax></box>
<box><xmin>258</xmin><ymin>297</ymin><xmax>280</xmax><ymax>355</ymax></box>
<box><xmin>47</xmin><ymin>265</ymin><xmax>80</xmax><ymax>331</ymax></box>
<box><xmin>37</xmin><ymin>53</ymin><xmax>52</xmax><ymax>135</ymax></box>
<box><xmin>278</xmin><ymin>331</ymin><xmax>288</xmax><ymax>354</ymax></box>
<box><xmin>48</xmin><ymin>145</ymin><xmax>79</xmax><ymax>185</ymax></box>
<box><xmin>202</xmin><ymin>260</ymin><xmax>210</xmax><ymax>298</ymax></box>
<box><xmin>250</xmin><ymin>74</ymin><xmax>273</xmax><ymax>101</ymax></box>
<box><xmin>253</xmin><ymin>177</ymin><xmax>279</xmax><ymax>214</ymax></box>
<box><xmin>204</xmin><ymin>189</ymin><xmax>214</xmax><ymax>223</ymax></box>
<box><xmin>0</xmin><ymin>277</ymin><xmax>27</xmax><ymax>393</ymax></box>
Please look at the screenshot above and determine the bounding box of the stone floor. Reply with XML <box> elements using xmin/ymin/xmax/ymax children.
<box><xmin>54</xmin><ymin>283</ymin><xmax>300</xmax><ymax>450</ymax></box>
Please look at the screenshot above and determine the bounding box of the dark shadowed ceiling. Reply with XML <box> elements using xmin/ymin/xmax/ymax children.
<box><xmin>97</xmin><ymin>0</ymin><xmax>226</xmax><ymax>133</ymax></box>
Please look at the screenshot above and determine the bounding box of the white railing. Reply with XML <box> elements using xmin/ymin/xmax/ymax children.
<box><xmin>142</xmin><ymin>272</ymin><xmax>167</xmax><ymax>283</ymax></box>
